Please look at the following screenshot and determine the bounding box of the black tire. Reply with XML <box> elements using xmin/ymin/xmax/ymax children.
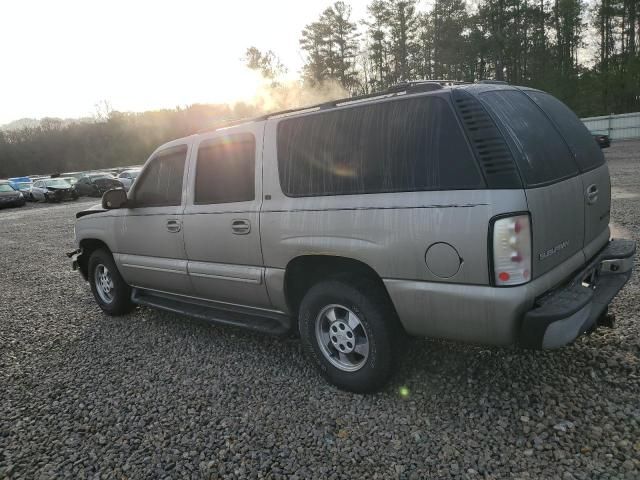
<box><xmin>298</xmin><ymin>278</ymin><xmax>401</xmax><ymax>393</ymax></box>
<box><xmin>88</xmin><ymin>249</ymin><xmax>135</xmax><ymax>316</ymax></box>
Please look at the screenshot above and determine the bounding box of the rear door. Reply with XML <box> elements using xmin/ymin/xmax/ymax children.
<box><xmin>181</xmin><ymin>125</ymin><xmax>271</xmax><ymax>309</ymax></box>
<box><xmin>522</xmin><ymin>90</ymin><xmax>610</xmax><ymax>259</ymax></box>
<box><xmin>480</xmin><ymin>89</ymin><xmax>585</xmax><ymax>278</ymax></box>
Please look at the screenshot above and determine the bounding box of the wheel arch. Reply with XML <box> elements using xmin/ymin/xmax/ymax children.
<box><xmin>77</xmin><ymin>238</ymin><xmax>111</xmax><ymax>280</ymax></box>
<box><xmin>283</xmin><ymin>254</ymin><xmax>398</xmax><ymax>320</ymax></box>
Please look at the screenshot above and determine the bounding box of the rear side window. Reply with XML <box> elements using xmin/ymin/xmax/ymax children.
<box><xmin>134</xmin><ymin>145</ymin><xmax>187</xmax><ymax>207</ymax></box>
<box><xmin>523</xmin><ymin>90</ymin><xmax>605</xmax><ymax>172</ymax></box>
<box><xmin>277</xmin><ymin>96</ymin><xmax>484</xmax><ymax>197</ymax></box>
<box><xmin>195</xmin><ymin>134</ymin><xmax>255</xmax><ymax>204</ymax></box>
<box><xmin>480</xmin><ymin>90</ymin><xmax>579</xmax><ymax>187</ymax></box>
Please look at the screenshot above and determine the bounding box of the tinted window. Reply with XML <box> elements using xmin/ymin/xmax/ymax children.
<box><xmin>523</xmin><ymin>90</ymin><xmax>605</xmax><ymax>171</ymax></box>
<box><xmin>134</xmin><ymin>145</ymin><xmax>187</xmax><ymax>207</ymax></box>
<box><xmin>277</xmin><ymin>96</ymin><xmax>483</xmax><ymax>197</ymax></box>
<box><xmin>480</xmin><ymin>90</ymin><xmax>579</xmax><ymax>186</ymax></box>
<box><xmin>194</xmin><ymin>134</ymin><xmax>255</xmax><ymax>204</ymax></box>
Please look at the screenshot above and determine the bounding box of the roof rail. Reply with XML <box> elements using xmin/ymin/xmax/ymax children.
<box><xmin>195</xmin><ymin>79</ymin><xmax>473</xmax><ymax>133</ymax></box>
<box><xmin>197</xmin><ymin>116</ymin><xmax>264</xmax><ymax>134</ymax></box>
<box><xmin>477</xmin><ymin>80</ymin><xmax>508</xmax><ymax>85</ymax></box>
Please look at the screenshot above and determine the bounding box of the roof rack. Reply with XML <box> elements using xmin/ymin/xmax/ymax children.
<box><xmin>196</xmin><ymin>79</ymin><xmax>481</xmax><ymax>134</ymax></box>
<box><xmin>477</xmin><ymin>80</ymin><xmax>508</xmax><ymax>85</ymax></box>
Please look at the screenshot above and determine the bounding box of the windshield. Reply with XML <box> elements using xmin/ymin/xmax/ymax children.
<box><xmin>45</xmin><ymin>179</ymin><xmax>71</xmax><ymax>187</ymax></box>
<box><xmin>16</xmin><ymin>182</ymin><xmax>32</xmax><ymax>189</ymax></box>
<box><xmin>129</xmin><ymin>170</ymin><xmax>141</xmax><ymax>179</ymax></box>
<box><xmin>0</xmin><ymin>184</ymin><xmax>15</xmax><ymax>192</ymax></box>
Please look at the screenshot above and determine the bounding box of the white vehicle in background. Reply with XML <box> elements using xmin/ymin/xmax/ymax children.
<box><xmin>117</xmin><ymin>168</ymin><xmax>141</xmax><ymax>192</ymax></box>
<box><xmin>30</xmin><ymin>178</ymin><xmax>78</xmax><ymax>202</ymax></box>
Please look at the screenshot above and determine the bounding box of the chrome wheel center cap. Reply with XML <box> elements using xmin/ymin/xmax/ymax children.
<box><xmin>329</xmin><ymin>320</ymin><xmax>356</xmax><ymax>353</ymax></box>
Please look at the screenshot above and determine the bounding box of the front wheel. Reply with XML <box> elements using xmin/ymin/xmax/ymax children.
<box><xmin>298</xmin><ymin>279</ymin><xmax>401</xmax><ymax>393</ymax></box>
<box><xmin>88</xmin><ymin>249</ymin><xmax>135</xmax><ymax>315</ymax></box>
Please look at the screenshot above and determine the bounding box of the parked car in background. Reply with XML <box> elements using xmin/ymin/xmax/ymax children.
<box><xmin>117</xmin><ymin>168</ymin><xmax>141</xmax><ymax>191</ymax></box>
<box><xmin>593</xmin><ymin>133</ymin><xmax>611</xmax><ymax>149</ymax></box>
<box><xmin>75</xmin><ymin>173</ymin><xmax>123</xmax><ymax>197</ymax></box>
<box><xmin>0</xmin><ymin>181</ymin><xmax>26</xmax><ymax>208</ymax></box>
<box><xmin>8</xmin><ymin>176</ymin><xmax>33</xmax><ymax>198</ymax></box>
<box><xmin>30</xmin><ymin>178</ymin><xmax>78</xmax><ymax>202</ymax></box>
<box><xmin>70</xmin><ymin>82</ymin><xmax>635</xmax><ymax>393</ymax></box>
<box><xmin>59</xmin><ymin>176</ymin><xmax>79</xmax><ymax>186</ymax></box>
<box><xmin>8</xmin><ymin>176</ymin><xmax>32</xmax><ymax>189</ymax></box>
<box><xmin>15</xmin><ymin>182</ymin><xmax>34</xmax><ymax>199</ymax></box>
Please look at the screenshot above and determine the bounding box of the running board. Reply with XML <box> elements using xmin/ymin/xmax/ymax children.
<box><xmin>131</xmin><ymin>288</ymin><xmax>292</xmax><ymax>336</ymax></box>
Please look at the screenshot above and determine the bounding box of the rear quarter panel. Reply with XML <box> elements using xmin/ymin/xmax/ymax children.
<box><xmin>260</xmin><ymin>118</ymin><xmax>529</xmax><ymax>286</ymax></box>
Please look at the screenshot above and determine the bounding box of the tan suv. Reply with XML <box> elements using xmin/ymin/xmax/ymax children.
<box><xmin>69</xmin><ymin>81</ymin><xmax>635</xmax><ymax>392</ymax></box>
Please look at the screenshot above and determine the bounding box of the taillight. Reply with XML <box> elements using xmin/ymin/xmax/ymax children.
<box><xmin>492</xmin><ymin>214</ymin><xmax>531</xmax><ymax>286</ymax></box>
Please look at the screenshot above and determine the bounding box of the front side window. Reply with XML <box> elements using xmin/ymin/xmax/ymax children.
<box><xmin>277</xmin><ymin>96</ymin><xmax>484</xmax><ymax>197</ymax></box>
<box><xmin>134</xmin><ymin>145</ymin><xmax>187</xmax><ymax>207</ymax></box>
<box><xmin>194</xmin><ymin>134</ymin><xmax>255</xmax><ymax>205</ymax></box>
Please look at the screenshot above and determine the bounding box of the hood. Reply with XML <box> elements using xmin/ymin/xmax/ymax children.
<box><xmin>76</xmin><ymin>203</ymin><xmax>107</xmax><ymax>218</ymax></box>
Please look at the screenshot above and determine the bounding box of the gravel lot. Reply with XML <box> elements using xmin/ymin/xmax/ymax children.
<box><xmin>1</xmin><ymin>142</ymin><xmax>639</xmax><ymax>479</ymax></box>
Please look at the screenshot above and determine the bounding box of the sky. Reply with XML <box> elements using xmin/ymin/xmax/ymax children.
<box><xmin>0</xmin><ymin>0</ymin><xmax>371</xmax><ymax>125</ymax></box>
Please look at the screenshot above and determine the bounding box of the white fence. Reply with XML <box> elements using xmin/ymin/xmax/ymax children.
<box><xmin>581</xmin><ymin>112</ymin><xmax>640</xmax><ymax>140</ymax></box>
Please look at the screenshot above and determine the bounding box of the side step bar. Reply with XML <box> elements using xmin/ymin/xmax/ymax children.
<box><xmin>131</xmin><ymin>288</ymin><xmax>292</xmax><ymax>336</ymax></box>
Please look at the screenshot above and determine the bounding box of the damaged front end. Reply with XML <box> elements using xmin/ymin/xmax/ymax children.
<box><xmin>66</xmin><ymin>248</ymin><xmax>88</xmax><ymax>280</ymax></box>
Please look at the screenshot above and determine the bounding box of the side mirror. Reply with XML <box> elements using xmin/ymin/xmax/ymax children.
<box><xmin>102</xmin><ymin>189</ymin><xmax>128</xmax><ymax>209</ymax></box>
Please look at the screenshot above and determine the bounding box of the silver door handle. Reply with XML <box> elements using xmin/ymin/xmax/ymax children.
<box><xmin>586</xmin><ymin>184</ymin><xmax>599</xmax><ymax>204</ymax></box>
<box><xmin>166</xmin><ymin>219</ymin><xmax>182</xmax><ymax>233</ymax></box>
<box><xmin>231</xmin><ymin>219</ymin><xmax>251</xmax><ymax>235</ymax></box>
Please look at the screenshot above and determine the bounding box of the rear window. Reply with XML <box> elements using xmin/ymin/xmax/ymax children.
<box><xmin>277</xmin><ymin>96</ymin><xmax>484</xmax><ymax>197</ymax></box>
<box><xmin>523</xmin><ymin>90</ymin><xmax>605</xmax><ymax>172</ymax></box>
<box><xmin>480</xmin><ymin>90</ymin><xmax>579</xmax><ymax>187</ymax></box>
<box><xmin>194</xmin><ymin>134</ymin><xmax>255</xmax><ymax>205</ymax></box>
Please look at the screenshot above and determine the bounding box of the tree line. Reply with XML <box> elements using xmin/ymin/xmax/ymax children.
<box><xmin>0</xmin><ymin>103</ymin><xmax>262</xmax><ymax>178</ymax></box>
<box><xmin>295</xmin><ymin>0</ymin><xmax>639</xmax><ymax>117</ymax></box>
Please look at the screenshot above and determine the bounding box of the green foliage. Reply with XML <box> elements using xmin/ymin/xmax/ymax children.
<box><xmin>300</xmin><ymin>1</ymin><xmax>359</xmax><ymax>91</ymax></box>
<box><xmin>301</xmin><ymin>0</ymin><xmax>639</xmax><ymax>113</ymax></box>
<box><xmin>244</xmin><ymin>47</ymin><xmax>287</xmax><ymax>83</ymax></box>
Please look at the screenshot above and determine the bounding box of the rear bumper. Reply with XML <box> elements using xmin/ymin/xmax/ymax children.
<box><xmin>384</xmin><ymin>238</ymin><xmax>635</xmax><ymax>347</ymax></box>
<box><xmin>519</xmin><ymin>238</ymin><xmax>635</xmax><ymax>349</ymax></box>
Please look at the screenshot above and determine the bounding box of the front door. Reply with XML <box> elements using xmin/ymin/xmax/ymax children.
<box><xmin>114</xmin><ymin>143</ymin><xmax>192</xmax><ymax>295</ymax></box>
<box><xmin>182</xmin><ymin>125</ymin><xmax>271</xmax><ymax>309</ymax></box>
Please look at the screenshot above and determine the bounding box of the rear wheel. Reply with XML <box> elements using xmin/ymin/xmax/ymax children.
<box><xmin>88</xmin><ymin>249</ymin><xmax>135</xmax><ymax>315</ymax></box>
<box><xmin>298</xmin><ymin>278</ymin><xmax>401</xmax><ymax>393</ymax></box>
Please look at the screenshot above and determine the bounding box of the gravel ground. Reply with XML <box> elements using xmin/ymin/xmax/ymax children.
<box><xmin>1</xmin><ymin>142</ymin><xmax>639</xmax><ymax>479</ymax></box>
